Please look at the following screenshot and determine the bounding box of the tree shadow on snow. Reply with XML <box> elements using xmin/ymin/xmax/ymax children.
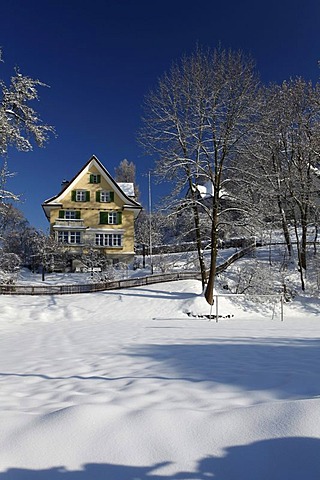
<box><xmin>1</xmin><ymin>437</ymin><xmax>320</xmax><ymax>479</ymax></box>
<box><xmin>1</xmin><ymin>338</ymin><xmax>320</xmax><ymax>398</ymax></box>
<box><xmin>126</xmin><ymin>337</ymin><xmax>320</xmax><ymax>399</ymax></box>
<box><xmin>193</xmin><ymin>437</ymin><xmax>320</xmax><ymax>480</ymax></box>
<box><xmin>0</xmin><ymin>462</ymin><xmax>174</xmax><ymax>480</ymax></box>
<box><xmin>102</xmin><ymin>287</ymin><xmax>196</xmax><ymax>301</ymax></box>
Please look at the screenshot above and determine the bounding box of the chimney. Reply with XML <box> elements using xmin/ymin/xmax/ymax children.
<box><xmin>61</xmin><ymin>179</ymin><xmax>70</xmax><ymax>189</ymax></box>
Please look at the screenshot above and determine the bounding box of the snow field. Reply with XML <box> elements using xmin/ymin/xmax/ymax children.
<box><xmin>0</xmin><ymin>279</ymin><xmax>320</xmax><ymax>478</ymax></box>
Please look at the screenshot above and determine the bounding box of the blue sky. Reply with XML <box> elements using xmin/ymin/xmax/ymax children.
<box><xmin>2</xmin><ymin>0</ymin><xmax>320</xmax><ymax>231</ymax></box>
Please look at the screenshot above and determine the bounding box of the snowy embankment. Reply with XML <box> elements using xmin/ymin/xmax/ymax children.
<box><xmin>0</xmin><ymin>279</ymin><xmax>320</xmax><ymax>479</ymax></box>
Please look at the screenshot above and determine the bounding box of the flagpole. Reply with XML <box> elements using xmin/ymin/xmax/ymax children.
<box><xmin>148</xmin><ymin>171</ymin><xmax>153</xmax><ymax>274</ymax></box>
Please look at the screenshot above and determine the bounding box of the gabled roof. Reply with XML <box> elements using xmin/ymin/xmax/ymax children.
<box><xmin>42</xmin><ymin>155</ymin><xmax>142</xmax><ymax>219</ymax></box>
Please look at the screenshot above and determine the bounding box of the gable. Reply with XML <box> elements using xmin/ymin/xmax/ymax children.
<box><xmin>42</xmin><ymin>155</ymin><xmax>142</xmax><ymax>219</ymax></box>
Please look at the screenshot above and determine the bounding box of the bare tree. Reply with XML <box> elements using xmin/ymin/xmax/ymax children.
<box><xmin>244</xmin><ymin>79</ymin><xmax>320</xmax><ymax>291</ymax></box>
<box><xmin>115</xmin><ymin>159</ymin><xmax>135</xmax><ymax>182</ymax></box>
<box><xmin>140</xmin><ymin>46</ymin><xmax>260</xmax><ymax>303</ymax></box>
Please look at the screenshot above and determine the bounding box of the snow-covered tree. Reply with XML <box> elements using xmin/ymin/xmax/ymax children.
<box><xmin>0</xmin><ymin>49</ymin><xmax>54</xmax><ymax>156</ymax></box>
<box><xmin>0</xmin><ymin>248</ymin><xmax>21</xmax><ymax>284</ymax></box>
<box><xmin>135</xmin><ymin>209</ymin><xmax>165</xmax><ymax>248</ymax></box>
<box><xmin>140</xmin><ymin>46</ymin><xmax>260</xmax><ymax>303</ymax></box>
<box><xmin>0</xmin><ymin>203</ymin><xmax>35</xmax><ymax>269</ymax></box>
<box><xmin>28</xmin><ymin>231</ymin><xmax>65</xmax><ymax>280</ymax></box>
<box><xmin>0</xmin><ymin>48</ymin><xmax>54</xmax><ymax>216</ymax></box>
<box><xmin>0</xmin><ymin>201</ymin><xmax>27</xmax><ymax>239</ymax></box>
<box><xmin>242</xmin><ymin>79</ymin><xmax>320</xmax><ymax>291</ymax></box>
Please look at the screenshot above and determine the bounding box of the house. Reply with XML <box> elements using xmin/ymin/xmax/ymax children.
<box><xmin>42</xmin><ymin>155</ymin><xmax>142</xmax><ymax>267</ymax></box>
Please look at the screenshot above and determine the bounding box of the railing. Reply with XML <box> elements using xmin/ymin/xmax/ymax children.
<box><xmin>53</xmin><ymin>219</ymin><xmax>85</xmax><ymax>227</ymax></box>
<box><xmin>215</xmin><ymin>243</ymin><xmax>256</xmax><ymax>274</ymax></box>
<box><xmin>0</xmin><ymin>244</ymin><xmax>255</xmax><ymax>295</ymax></box>
<box><xmin>0</xmin><ymin>271</ymin><xmax>202</xmax><ymax>295</ymax></box>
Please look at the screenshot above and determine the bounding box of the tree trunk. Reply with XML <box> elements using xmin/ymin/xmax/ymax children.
<box><xmin>300</xmin><ymin>225</ymin><xmax>307</xmax><ymax>271</ymax></box>
<box><xmin>277</xmin><ymin>196</ymin><xmax>292</xmax><ymax>257</ymax></box>
<box><xmin>187</xmin><ymin>176</ymin><xmax>207</xmax><ymax>289</ymax></box>
<box><xmin>313</xmin><ymin>224</ymin><xmax>318</xmax><ymax>256</ymax></box>
<box><xmin>205</xmin><ymin>204</ymin><xmax>219</xmax><ymax>305</ymax></box>
<box><xmin>293</xmin><ymin>218</ymin><xmax>305</xmax><ymax>291</ymax></box>
<box><xmin>300</xmin><ymin>208</ymin><xmax>308</xmax><ymax>271</ymax></box>
<box><xmin>192</xmin><ymin>203</ymin><xmax>207</xmax><ymax>289</ymax></box>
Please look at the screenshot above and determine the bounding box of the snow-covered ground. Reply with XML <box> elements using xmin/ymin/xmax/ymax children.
<box><xmin>0</xmin><ymin>276</ymin><xmax>320</xmax><ymax>479</ymax></box>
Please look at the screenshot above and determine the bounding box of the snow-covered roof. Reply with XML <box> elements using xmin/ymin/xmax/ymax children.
<box><xmin>117</xmin><ymin>182</ymin><xmax>135</xmax><ymax>197</ymax></box>
<box><xmin>195</xmin><ymin>181</ymin><xmax>214</xmax><ymax>199</ymax></box>
<box><xmin>192</xmin><ymin>181</ymin><xmax>228</xmax><ymax>199</ymax></box>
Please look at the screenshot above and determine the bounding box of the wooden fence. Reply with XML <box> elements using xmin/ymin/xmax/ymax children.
<box><xmin>0</xmin><ymin>244</ymin><xmax>255</xmax><ymax>295</ymax></box>
<box><xmin>0</xmin><ymin>271</ymin><xmax>202</xmax><ymax>295</ymax></box>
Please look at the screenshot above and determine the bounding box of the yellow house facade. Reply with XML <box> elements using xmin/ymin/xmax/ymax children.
<box><xmin>42</xmin><ymin>155</ymin><xmax>142</xmax><ymax>265</ymax></box>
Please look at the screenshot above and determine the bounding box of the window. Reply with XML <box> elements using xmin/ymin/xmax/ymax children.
<box><xmin>99</xmin><ymin>211</ymin><xmax>122</xmax><ymax>225</ymax></box>
<box><xmin>70</xmin><ymin>231</ymin><xmax>81</xmax><ymax>243</ymax></box>
<box><xmin>59</xmin><ymin>210</ymin><xmax>81</xmax><ymax>220</ymax></box>
<box><xmin>95</xmin><ymin>233</ymin><xmax>122</xmax><ymax>247</ymax></box>
<box><xmin>89</xmin><ymin>174</ymin><xmax>101</xmax><ymax>183</ymax></box>
<box><xmin>101</xmin><ymin>191</ymin><xmax>110</xmax><ymax>202</ymax></box>
<box><xmin>65</xmin><ymin>211</ymin><xmax>77</xmax><ymax>219</ymax></box>
<box><xmin>76</xmin><ymin>190</ymin><xmax>87</xmax><ymax>202</ymax></box>
<box><xmin>57</xmin><ymin>231</ymin><xmax>81</xmax><ymax>244</ymax></box>
<box><xmin>108</xmin><ymin>212</ymin><xmax>118</xmax><ymax>224</ymax></box>
<box><xmin>58</xmin><ymin>231</ymin><xmax>68</xmax><ymax>243</ymax></box>
<box><xmin>96</xmin><ymin>190</ymin><xmax>114</xmax><ymax>203</ymax></box>
<box><xmin>71</xmin><ymin>190</ymin><xmax>90</xmax><ymax>202</ymax></box>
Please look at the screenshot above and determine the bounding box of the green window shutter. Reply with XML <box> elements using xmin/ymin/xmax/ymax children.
<box><xmin>86</xmin><ymin>191</ymin><xmax>90</xmax><ymax>201</ymax></box>
<box><xmin>90</xmin><ymin>174</ymin><xmax>100</xmax><ymax>183</ymax></box>
<box><xmin>76</xmin><ymin>211</ymin><xmax>81</xmax><ymax>219</ymax></box>
<box><xmin>96</xmin><ymin>191</ymin><xmax>101</xmax><ymax>202</ymax></box>
<box><xmin>71</xmin><ymin>190</ymin><xmax>76</xmax><ymax>201</ymax></box>
<box><xmin>117</xmin><ymin>212</ymin><xmax>122</xmax><ymax>224</ymax></box>
<box><xmin>100</xmin><ymin>212</ymin><xmax>109</xmax><ymax>224</ymax></box>
<box><xmin>59</xmin><ymin>210</ymin><xmax>65</xmax><ymax>218</ymax></box>
<box><xmin>110</xmin><ymin>191</ymin><xmax>114</xmax><ymax>202</ymax></box>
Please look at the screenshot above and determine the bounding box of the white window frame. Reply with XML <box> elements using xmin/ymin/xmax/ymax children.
<box><xmin>95</xmin><ymin>233</ymin><xmax>122</xmax><ymax>247</ymax></box>
<box><xmin>76</xmin><ymin>190</ymin><xmax>87</xmax><ymax>202</ymax></box>
<box><xmin>65</xmin><ymin>210</ymin><xmax>77</xmax><ymax>219</ymax></box>
<box><xmin>100</xmin><ymin>190</ymin><xmax>111</xmax><ymax>202</ymax></box>
<box><xmin>108</xmin><ymin>212</ymin><xmax>118</xmax><ymax>224</ymax></box>
<box><xmin>57</xmin><ymin>230</ymin><xmax>81</xmax><ymax>244</ymax></box>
